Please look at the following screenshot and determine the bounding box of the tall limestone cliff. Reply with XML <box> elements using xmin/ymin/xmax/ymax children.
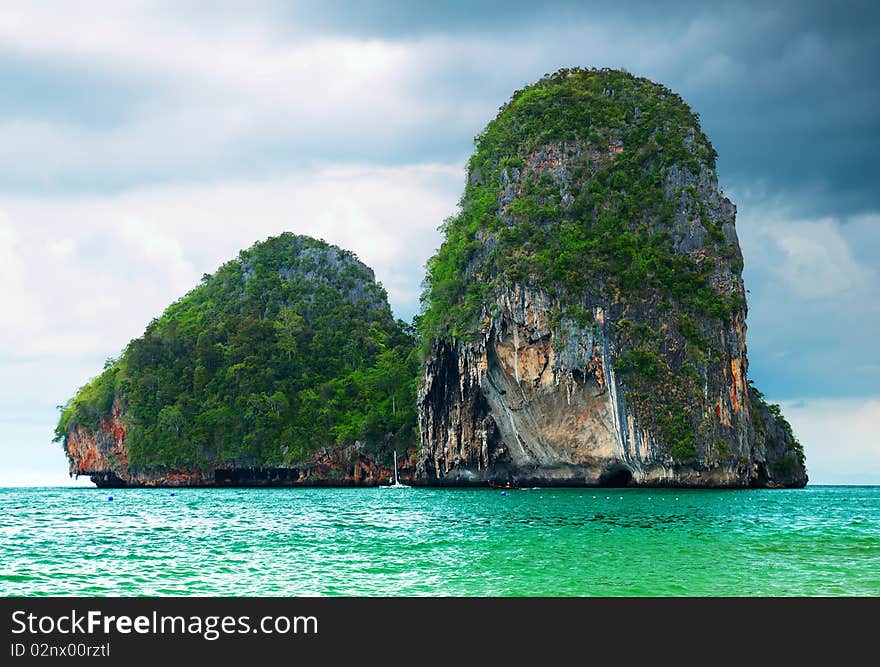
<box><xmin>56</xmin><ymin>233</ymin><xmax>419</xmax><ymax>487</ymax></box>
<box><xmin>417</xmin><ymin>68</ymin><xmax>806</xmax><ymax>487</ymax></box>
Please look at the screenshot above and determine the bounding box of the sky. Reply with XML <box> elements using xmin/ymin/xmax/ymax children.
<box><xmin>0</xmin><ymin>0</ymin><xmax>877</xmax><ymax>486</ymax></box>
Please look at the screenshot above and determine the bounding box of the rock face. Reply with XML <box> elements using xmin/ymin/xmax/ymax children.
<box><xmin>67</xmin><ymin>406</ymin><xmax>418</xmax><ymax>488</ymax></box>
<box><xmin>64</xmin><ymin>402</ymin><xmax>130</xmax><ymax>483</ymax></box>
<box><xmin>417</xmin><ymin>68</ymin><xmax>806</xmax><ymax>487</ymax></box>
<box><xmin>56</xmin><ymin>233</ymin><xmax>419</xmax><ymax>487</ymax></box>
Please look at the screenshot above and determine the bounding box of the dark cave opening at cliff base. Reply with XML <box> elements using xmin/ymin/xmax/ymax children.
<box><xmin>598</xmin><ymin>465</ymin><xmax>634</xmax><ymax>487</ymax></box>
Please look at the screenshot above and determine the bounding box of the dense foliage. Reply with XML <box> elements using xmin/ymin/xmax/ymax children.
<box><xmin>419</xmin><ymin>67</ymin><xmax>735</xmax><ymax>342</ymax></box>
<box><xmin>418</xmin><ymin>68</ymin><xmax>750</xmax><ymax>460</ymax></box>
<box><xmin>56</xmin><ymin>234</ymin><xmax>419</xmax><ymax>471</ymax></box>
<box><xmin>748</xmin><ymin>381</ymin><xmax>806</xmax><ymax>471</ymax></box>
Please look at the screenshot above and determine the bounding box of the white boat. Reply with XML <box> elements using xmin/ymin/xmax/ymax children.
<box><xmin>382</xmin><ymin>450</ymin><xmax>410</xmax><ymax>489</ymax></box>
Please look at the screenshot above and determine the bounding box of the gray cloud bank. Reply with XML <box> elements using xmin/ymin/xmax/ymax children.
<box><xmin>1</xmin><ymin>0</ymin><xmax>877</xmax><ymax>217</ymax></box>
<box><xmin>0</xmin><ymin>1</ymin><xmax>876</xmax><ymax>483</ymax></box>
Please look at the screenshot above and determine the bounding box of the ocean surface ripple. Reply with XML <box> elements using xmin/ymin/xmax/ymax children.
<box><xmin>1</xmin><ymin>486</ymin><xmax>877</xmax><ymax>596</ymax></box>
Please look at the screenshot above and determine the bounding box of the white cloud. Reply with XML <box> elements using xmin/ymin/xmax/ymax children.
<box><xmin>781</xmin><ymin>397</ymin><xmax>880</xmax><ymax>485</ymax></box>
<box><xmin>764</xmin><ymin>218</ymin><xmax>876</xmax><ymax>300</ymax></box>
<box><xmin>0</xmin><ymin>215</ymin><xmax>48</xmax><ymax>346</ymax></box>
<box><xmin>736</xmin><ymin>201</ymin><xmax>878</xmax><ymax>301</ymax></box>
<box><xmin>0</xmin><ymin>2</ymin><xmax>820</xmax><ymax>189</ymax></box>
<box><xmin>733</xmin><ymin>201</ymin><xmax>880</xmax><ymax>399</ymax></box>
<box><xmin>0</xmin><ymin>4</ymin><xmax>467</xmax><ymax>182</ymax></box>
<box><xmin>0</xmin><ymin>421</ymin><xmax>93</xmax><ymax>487</ymax></box>
<box><xmin>0</xmin><ymin>159</ymin><xmax>460</xmax><ymax>399</ymax></box>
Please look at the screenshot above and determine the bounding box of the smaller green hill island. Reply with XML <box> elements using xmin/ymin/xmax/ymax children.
<box><xmin>56</xmin><ymin>68</ymin><xmax>805</xmax><ymax>488</ymax></box>
<box><xmin>56</xmin><ymin>234</ymin><xmax>420</xmax><ymax>486</ymax></box>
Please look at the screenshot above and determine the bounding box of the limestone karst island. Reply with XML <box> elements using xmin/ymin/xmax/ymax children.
<box><xmin>55</xmin><ymin>68</ymin><xmax>807</xmax><ymax>489</ymax></box>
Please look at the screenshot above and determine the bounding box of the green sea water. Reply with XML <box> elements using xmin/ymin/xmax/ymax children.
<box><xmin>1</xmin><ymin>486</ymin><xmax>877</xmax><ymax>596</ymax></box>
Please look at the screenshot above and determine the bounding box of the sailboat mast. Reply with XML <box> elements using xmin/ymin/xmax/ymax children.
<box><xmin>393</xmin><ymin>450</ymin><xmax>398</xmax><ymax>485</ymax></box>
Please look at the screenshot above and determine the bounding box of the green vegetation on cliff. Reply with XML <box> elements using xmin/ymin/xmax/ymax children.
<box><xmin>420</xmin><ymin>67</ymin><xmax>735</xmax><ymax>343</ymax></box>
<box><xmin>56</xmin><ymin>234</ymin><xmax>418</xmax><ymax>471</ymax></box>
<box><xmin>748</xmin><ymin>381</ymin><xmax>806</xmax><ymax>472</ymax></box>
<box><xmin>417</xmin><ymin>68</ymin><xmax>758</xmax><ymax>462</ymax></box>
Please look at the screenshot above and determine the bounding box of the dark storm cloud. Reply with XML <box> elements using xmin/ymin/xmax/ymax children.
<box><xmin>274</xmin><ymin>0</ymin><xmax>707</xmax><ymax>38</ymax></box>
<box><xmin>272</xmin><ymin>0</ymin><xmax>880</xmax><ymax>218</ymax></box>
<box><xmin>3</xmin><ymin>0</ymin><xmax>878</xmax><ymax>219</ymax></box>
<box><xmin>261</xmin><ymin>0</ymin><xmax>880</xmax><ymax>400</ymax></box>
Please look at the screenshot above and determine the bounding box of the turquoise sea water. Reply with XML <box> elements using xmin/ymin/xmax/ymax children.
<box><xmin>1</xmin><ymin>486</ymin><xmax>877</xmax><ymax>596</ymax></box>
